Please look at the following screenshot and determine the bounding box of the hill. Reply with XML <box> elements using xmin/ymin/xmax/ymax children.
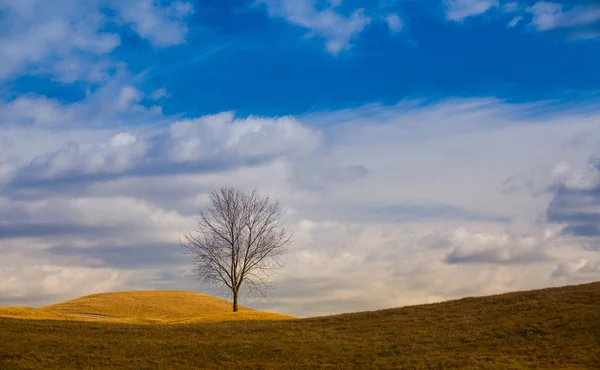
<box><xmin>0</xmin><ymin>290</ymin><xmax>294</xmax><ymax>324</ymax></box>
<box><xmin>1</xmin><ymin>282</ymin><xmax>599</xmax><ymax>369</ymax></box>
<box><xmin>0</xmin><ymin>307</ymin><xmax>76</xmax><ymax>321</ymax></box>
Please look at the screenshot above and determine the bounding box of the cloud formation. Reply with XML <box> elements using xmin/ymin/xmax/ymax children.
<box><xmin>0</xmin><ymin>0</ymin><xmax>119</xmax><ymax>81</ymax></box>
<box><xmin>442</xmin><ymin>0</ymin><xmax>600</xmax><ymax>40</ymax></box>
<box><xmin>528</xmin><ymin>2</ymin><xmax>600</xmax><ymax>32</ymax></box>
<box><xmin>443</xmin><ymin>0</ymin><xmax>499</xmax><ymax>21</ymax></box>
<box><xmin>2</xmin><ymin>111</ymin><xmax>322</xmax><ymax>190</ymax></box>
<box><xmin>110</xmin><ymin>0</ymin><xmax>194</xmax><ymax>47</ymax></box>
<box><xmin>0</xmin><ymin>0</ymin><xmax>193</xmax><ymax>82</ymax></box>
<box><xmin>258</xmin><ymin>0</ymin><xmax>371</xmax><ymax>55</ymax></box>
<box><xmin>0</xmin><ymin>0</ymin><xmax>599</xmax><ymax>318</ymax></box>
<box><xmin>385</xmin><ymin>14</ymin><xmax>404</xmax><ymax>34</ymax></box>
<box><xmin>2</xmin><ymin>93</ymin><xmax>600</xmax><ymax>316</ymax></box>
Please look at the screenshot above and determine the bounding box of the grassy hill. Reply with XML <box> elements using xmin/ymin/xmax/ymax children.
<box><xmin>1</xmin><ymin>282</ymin><xmax>599</xmax><ymax>369</ymax></box>
<box><xmin>0</xmin><ymin>307</ymin><xmax>77</xmax><ymax>321</ymax></box>
<box><xmin>0</xmin><ymin>290</ymin><xmax>294</xmax><ymax>324</ymax></box>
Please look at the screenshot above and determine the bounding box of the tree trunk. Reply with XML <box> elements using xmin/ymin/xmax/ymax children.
<box><xmin>232</xmin><ymin>290</ymin><xmax>238</xmax><ymax>312</ymax></box>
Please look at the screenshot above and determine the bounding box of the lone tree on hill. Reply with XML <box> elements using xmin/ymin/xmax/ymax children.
<box><xmin>180</xmin><ymin>186</ymin><xmax>291</xmax><ymax>312</ymax></box>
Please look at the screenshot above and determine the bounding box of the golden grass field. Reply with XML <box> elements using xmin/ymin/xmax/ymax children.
<box><xmin>0</xmin><ymin>290</ymin><xmax>294</xmax><ymax>324</ymax></box>
<box><xmin>1</xmin><ymin>282</ymin><xmax>599</xmax><ymax>369</ymax></box>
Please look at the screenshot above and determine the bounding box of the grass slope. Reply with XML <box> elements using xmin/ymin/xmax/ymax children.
<box><xmin>0</xmin><ymin>290</ymin><xmax>294</xmax><ymax>324</ymax></box>
<box><xmin>0</xmin><ymin>307</ymin><xmax>74</xmax><ymax>321</ymax></box>
<box><xmin>1</xmin><ymin>282</ymin><xmax>599</xmax><ymax>369</ymax></box>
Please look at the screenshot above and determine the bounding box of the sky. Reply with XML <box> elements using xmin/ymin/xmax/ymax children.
<box><xmin>1</xmin><ymin>0</ymin><xmax>599</xmax><ymax>317</ymax></box>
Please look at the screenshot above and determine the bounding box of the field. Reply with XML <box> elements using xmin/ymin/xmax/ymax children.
<box><xmin>1</xmin><ymin>282</ymin><xmax>599</xmax><ymax>369</ymax></box>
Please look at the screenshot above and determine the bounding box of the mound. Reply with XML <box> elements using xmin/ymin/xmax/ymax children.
<box><xmin>0</xmin><ymin>307</ymin><xmax>72</xmax><ymax>321</ymax></box>
<box><xmin>42</xmin><ymin>290</ymin><xmax>254</xmax><ymax>322</ymax></box>
<box><xmin>169</xmin><ymin>311</ymin><xmax>296</xmax><ymax>324</ymax></box>
<box><xmin>0</xmin><ymin>290</ymin><xmax>294</xmax><ymax>324</ymax></box>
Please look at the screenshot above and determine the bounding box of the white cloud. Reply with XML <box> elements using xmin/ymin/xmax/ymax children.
<box><xmin>529</xmin><ymin>2</ymin><xmax>565</xmax><ymax>31</ymax></box>
<box><xmin>110</xmin><ymin>0</ymin><xmax>194</xmax><ymax>47</ymax></box>
<box><xmin>441</xmin><ymin>0</ymin><xmax>600</xmax><ymax>38</ymax></box>
<box><xmin>2</xmin><ymin>97</ymin><xmax>600</xmax><ymax>316</ymax></box>
<box><xmin>2</xmin><ymin>0</ymin><xmax>600</xmax><ymax>317</ymax></box>
<box><xmin>529</xmin><ymin>2</ymin><xmax>600</xmax><ymax>32</ymax></box>
<box><xmin>503</xmin><ymin>2</ymin><xmax>520</xmax><ymax>13</ymax></box>
<box><xmin>116</xmin><ymin>86</ymin><xmax>144</xmax><ymax>111</ymax></box>
<box><xmin>150</xmin><ymin>88</ymin><xmax>170</xmax><ymax>100</ymax></box>
<box><xmin>262</xmin><ymin>219</ymin><xmax>580</xmax><ymax>316</ymax></box>
<box><xmin>165</xmin><ymin>112</ymin><xmax>323</xmax><ymax>163</ymax></box>
<box><xmin>1</xmin><ymin>109</ymin><xmax>322</xmax><ymax>182</ymax></box>
<box><xmin>507</xmin><ymin>16</ymin><xmax>523</xmax><ymax>28</ymax></box>
<box><xmin>51</xmin><ymin>58</ymin><xmax>115</xmax><ymax>84</ymax></box>
<box><xmin>551</xmin><ymin>161</ymin><xmax>600</xmax><ymax>190</ymax></box>
<box><xmin>0</xmin><ymin>262</ymin><xmax>130</xmax><ymax>301</ymax></box>
<box><xmin>0</xmin><ymin>76</ymin><xmax>165</xmax><ymax>128</ymax></box>
<box><xmin>0</xmin><ymin>0</ymin><xmax>119</xmax><ymax>81</ymax></box>
<box><xmin>443</xmin><ymin>0</ymin><xmax>499</xmax><ymax>21</ymax></box>
<box><xmin>442</xmin><ymin>226</ymin><xmax>557</xmax><ymax>264</ymax></box>
<box><xmin>0</xmin><ymin>162</ymin><xmax>16</xmax><ymax>184</ymax></box>
<box><xmin>385</xmin><ymin>14</ymin><xmax>404</xmax><ymax>34</ymax></box>
<box><xmin>27</xmin><ymin>132</ymin><xmax>148</xmax><ymax>178</ymax></box>
<box><xmin>0</xmin><ymin>0</ymin><xmax>193</xmax><ymax>82</ymax></box>
<box><xmin>500</xmin><ymin>155</ymin><xmax>600</xmax><ymax>198</ymax></box>
<box><xmin>0</xmin><ymin>96</ymin><xmax>75</xmax><ymax>126</ymax></box>
<box><xmin>552</xmin><ymin>259</ymin><xmax>600</xmax><ymax>280</ymax></box>
<box><xmin>258</xmin><ymin>0</ymin><xmax>371</xmax><ymax>55</ymax></box>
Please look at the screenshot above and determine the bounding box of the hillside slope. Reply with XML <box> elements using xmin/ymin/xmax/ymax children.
<box><xmin>1</xmin><ymin>282</ymin><xmax>599</xmax><ymax>369</ymax></box>
<box><xmin>0</xmin><ymin>290</ymin><xmax>294</xmax><ymax>323</ymax></box>
<box><xmin>0</xmin><ymin>307</ymin><xmax>75</xmax><ymax>321</ymax></box>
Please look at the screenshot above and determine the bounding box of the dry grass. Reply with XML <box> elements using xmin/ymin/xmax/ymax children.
<box><xmin>0</xmin><ymin>307</ymin><xmax>73</xmax><ymax>321</ymax></box>
<box><xmin>0</xmin><ymin>290</ymin><xmax>294</xmax><ymax>324</ymax></box>
<box><xmin>1</xmin><ymin>282</ymin><xmax>599</xmax><ymax>369</ymax></box>
<box><xmin>168</xmin><ymin>311</ymin><xmax>295</xmax><ymax>324</ymax></box>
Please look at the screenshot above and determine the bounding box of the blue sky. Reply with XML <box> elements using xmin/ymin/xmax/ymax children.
<box><xmin>1</xmin><ymin>0</ymin><xmax>600</xmax><ymax>316</ymax></box>
<box><xmin>3</xmin><ymin>0</ymin><xmax>600</xmax><ymax>117</ymax></box>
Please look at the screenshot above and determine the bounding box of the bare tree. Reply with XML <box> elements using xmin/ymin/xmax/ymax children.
<box><xmin>180</xmin><ymin>186</ymin><xmax>291</xmax><ymax>312</ymax></box>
